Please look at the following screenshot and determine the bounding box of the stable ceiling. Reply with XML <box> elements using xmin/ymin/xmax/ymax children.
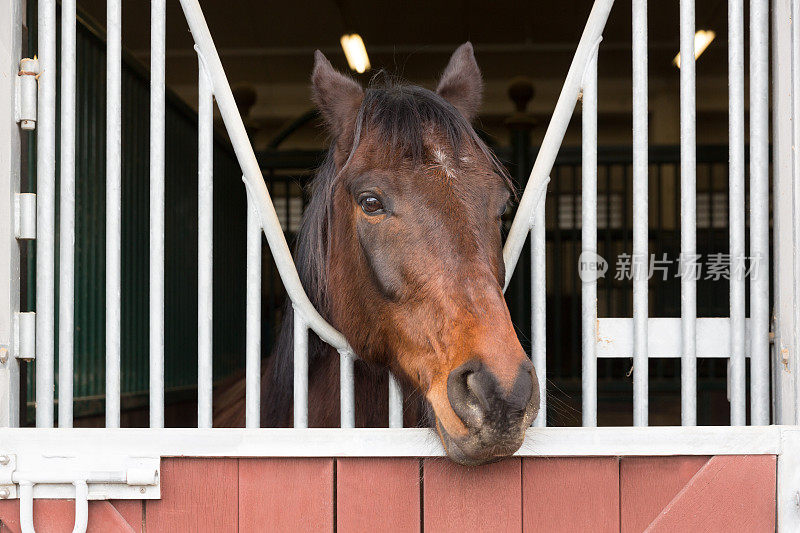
<box><xmin>75</xmin><ymin>0</ymin><xmax>732</xmax><ymax>86</ymax></box>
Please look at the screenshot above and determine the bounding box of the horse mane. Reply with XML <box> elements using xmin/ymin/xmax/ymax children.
<box><xmin>261</xmin><ymin>74</ymin><xmax>512</xmax><ymax>427</ymax></box>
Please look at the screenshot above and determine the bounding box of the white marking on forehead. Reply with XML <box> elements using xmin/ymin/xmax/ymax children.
<box><xmin>432</xmin><ymin>146</ymin><xmax>457</xmax><ymax>179</ymax></box>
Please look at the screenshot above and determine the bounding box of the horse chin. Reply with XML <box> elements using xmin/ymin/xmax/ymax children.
<box><xmin>434</xmin><ymin>418</ymin><xmax>526</xmax><ymax>466</ymax></box>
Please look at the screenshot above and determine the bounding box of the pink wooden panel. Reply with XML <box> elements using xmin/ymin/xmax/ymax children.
<box><xmin>0</xmin><ymin>500</ymin><xmax>135</xmax><ymax>533</ymax></box>
<box><xmin>336</xmin><ymin>458</ymin><xmax>420</xmax><ymax>533</ymax></box>
<box><xmin>646</xmin><ymin>455</ymin><xmax>776</xmax><ymax>532</ymax></box>
<box><xmin>424</xmin><ymin>458</ymin><xmax>521</xmax><ymax>533</ymax></box>
<box><xmin>145</xmin><ymin>458</ymin><xmax>238</xmax><ymax>533</ymax></box>
<box><xmin>239</xmin><ymin>458</ymin><xmax>334</xmax><ymax>533</ymax></box>
<box><xmin>110</xmin><ymin>501</ymin><xmax>142</xmax><ymax>532</ymax></box>
<box><xmin>522</xmin><ymin>457</ymin><xmax>619</xmax><ymax>533</ymax></box>
<box><xmin>620</xmin><ymin>456</ymin><xmax>709</xmax><ymax>533</ymax></box>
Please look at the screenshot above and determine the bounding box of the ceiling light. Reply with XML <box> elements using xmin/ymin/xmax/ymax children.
<box><xmin>340</xmin><ymin>34</ymin><xmax>370</xmax><ymax>74</ymax></box>
<box><xmin>673</xmin><ymin>30</ymin><xmax>716</xmax><ymax>68</ymax></box>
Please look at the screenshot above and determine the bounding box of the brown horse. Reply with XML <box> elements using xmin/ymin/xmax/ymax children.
<box><xmin>216</xmin><ymin>43</ymin><xmax>539</xmax><ymax>465</ymax></box>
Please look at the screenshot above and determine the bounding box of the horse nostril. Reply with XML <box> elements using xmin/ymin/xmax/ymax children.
<box><xmin>466</xmin><ymin>370</ymin><xmax>492</xmax><ymax>412</ymax></box>
<box><xmin>447</xmin><ymin>360</ymin><xmax>491</xmax><ymax>429</ymax></box>
<box><xmin>447</xmin><ymin>360</ymin><xmax>537</xmax><ymax>429</ymax></box>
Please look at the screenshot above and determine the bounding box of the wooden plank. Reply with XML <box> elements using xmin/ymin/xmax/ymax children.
<box><xmin>646</xmin><ymin>455</ymin><xmax>776</xmax><ymax>532</ymax></box>
<box><xmin>522</xmin><ymin>457</ymin><xmax>619</xmax><ymax>533</ymax></box>
<box><xmin>620</xmin><ymin>456</ymin><xmax>709</xmax><ymax>533</ymax></box>
<box><xmin>109</xmin><ymin>500</ymin><xmax>142</xmax><ymax>532</ymax></box>
<box><xmin>145</xmin><ymin>458</ymin><xmax>238</xmax><ymax>532</ymax></box>
<box><xmin>239</xmin><ymin>458</ymin><xmax>334</xmax><ymax>532</ymax></box>
<box><xmin>336</xmin><ymin>458</ymin><xmax>420</xmax><ymax>533</ymax></box>
<box><xmin>424</xmin><ymin>458</ymin><xmax>521</xmax><ymax>533</ymax></box>
<box><xmin>0</xmin><ymin>500</ymin><xmax>135</xmax><ymax>533</ymax></box>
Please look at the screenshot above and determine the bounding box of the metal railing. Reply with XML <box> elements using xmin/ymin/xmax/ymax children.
<box><xmin>25</xmin><ymin>0</ymin><xmax>773</xmax><ymax>431</ymax></box>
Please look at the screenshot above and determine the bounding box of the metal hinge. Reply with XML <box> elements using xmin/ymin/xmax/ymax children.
<box><xmin>13</xmin><ymin>312</ymin><xmax>35</xmax><ymax>361</ymax></box>
<box><xmin>15</xmin><ymin>193</ymin><xmax>36</xmax><ymax>239</ymax></box>
<box><xmin>15</xmin><ymin>57</ymin><xmax>39</xmax><ymax>131</ymax></box>
<box><xmin>0</xmin><ymin>453</ymin><xmax>160</xmax><ymax>533</ymax></box>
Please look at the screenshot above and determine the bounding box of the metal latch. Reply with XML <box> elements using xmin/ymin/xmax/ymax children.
<box><xmin>16</xmin><ymin>57</ymin><xmax>40</xmax><ymax>131</ymax></box>
<box><xmin>0</xmin><ymin>453</ymin><xmax>160</xmax><ymax>533</ymax></box>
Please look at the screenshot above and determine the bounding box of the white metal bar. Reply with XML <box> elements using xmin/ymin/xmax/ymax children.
<box><xmin>35</xmin><ymin>0</ymin><xmax>56</xmax><ymax>429</ymax></box>
<box><xmin>597</xmin><ymin>318</ymin><xmax>752</xmax><ymax>358</ymax></box>
<box><xmin>58</xmin><ymin>0</ymin><xmax>76</xmax><ymax>428</ymax></box>
<box><xmin>105</xmin><ymin>0</ymin><xmax>122</xmax><ymax>429</ymax></box>
<box><xmin>72</xmin><ymin>481</ymin><xmax>89</xmax><ymax>533</ymax></box>
<box><xmin>502</xmin><ymin>0</ymin><xmax>615</xmax><ymax>287</ymax></box>
<box><xmin>340</xmin><ymin>351</ymin><xmax>355</xmax><ymax>428</ymax></box>
<box><xmin>178</xmin><ymin>0</ymin><xmax>349</xmax><ymax>352</ymax></box>
<box><xmin>531</xmin><ymin>202</ymin><xmax>546</xmax><ymax>427</ymax></box>
<box><xmin>0</xmin><ymin>0</ymin><xmax>23</xmax><ymax>428</ymax></box>
<box><xmin>580</xmin><ymin>51</ymin><xmax>598</xmax><ymax>428</ymax></box>
<box><xmin>245</xmin><ymin>194</ymin><xmax>261</xmax><ymax>429</ymax></box>
<box><xmin>18</xmin><ymin>483</ymin><xmax>33</xmax><ymax>533</ymax></box>
<box><xmin>0</xmin><ymin>426</ymin><xmax>783</xmax><ymax>458</ymax></box>
<box><xmin>790</xmin><ymin>0</ymin><xmax>800</xmax><ymax>427</ymax></box>
<box><xmin>197</xmin><ymin>54</ymin><xmax>214</xmax><ymax>429</ymax></box>
<box><xmin>729</xmin><ymin>0</ymin><xmax>746</xmax><ymax>426</ymax></box>
<box><xmin>788</xmin><ymin>0</ymin><xmax>800</xmax><ymax>423</ymax></box>
<box><xmin>679</xmin><ymin>0</ymin><xmax>697</xmax><ymax>427</ymax></box>
<box><xmin>388</xmin><ymin>372</ymin><xmax>403</xmax><ymax>428</ymax></box>
<box><xmin>149</xmin><ymin>0</ymin><xmax>166</xmax><ymax>429</ymax></box>
<box><xmin>293</xmin><ymin>311</ymin><xmax>308</xmax><ymax>428</ymax></box>
<box><xmin>771</xmin><ymin>0</ymin><xmax>797</xmax><ymax>425</ymax></box>
<box><xmin>749</xmin><ymin>0</ymin><xmax>770</xmax><ymax>426</ymax></box>
<box><xmin>632</xmin><ymin>0</ymin><xmax>649</xmax><ymax>427</ymax></box>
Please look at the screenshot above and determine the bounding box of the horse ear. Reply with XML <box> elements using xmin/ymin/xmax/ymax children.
<box><xmin>436</xmin><ymin>42</ymin><xmax>483</xmax><ymax>122</ymax></box>
<box><xmin>311</xmin><ymin>50</ymin><xmax>364</xmax><ymax>136</ymax></box>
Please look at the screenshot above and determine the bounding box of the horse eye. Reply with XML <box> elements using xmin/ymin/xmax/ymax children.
<box><xmin>359</xmin><ymin>196</ymin><xmax>385</xmax><ymax>215</ymax></box>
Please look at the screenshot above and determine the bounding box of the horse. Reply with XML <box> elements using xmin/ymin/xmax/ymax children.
<box><xmin>215</xmin><ymin>43</ymin><xmax>539</xmax><ymax>465</ymax></box>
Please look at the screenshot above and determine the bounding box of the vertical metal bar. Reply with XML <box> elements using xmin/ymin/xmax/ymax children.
<box><xmin>531</xmin><ymin>192</ymin><xmax>547</xmax><ymax>427</ymax></box>
<box><xmin>749</xmin><ymin>0</ymin><xmax>770</xmax><ymax>425</ymax></box>
<box><xmin>581</xmin><ymin>49</ymin><xmax>598</xmax><ymax>428</ymax></box>
<box><xmin>0</xmin><ymin>0</ymin><xmax>23</xmax><ymax>428</ymax></box>
<box><xmin>729</xmin><ymin>0</ymin><xmax>747</xmax><ymax>426</ymax></box>
<box><xmin>340</xmin><ymin>351</ymin><xmax>355</xmax><ymax>428</ymax></box>
<box><xmin>388</xmin><ymin>372</ymin><xmax>403</xmax><ymax>428</ymax></box>
<box><xmin>789</xmin><ymin>0</ymin><xmax>800</xmax><ymax>426</ymax></box>
<box><xmin>105</xmin><ymin>0</ymin><xmax>122</xmax><ymax>429</ymax></box>
<box><xmin>58</xmin><ymin>0</ymin><xmax>76</xmax><ymax>428</ymax></box>
<box><xmin>197</xmin><ymin>54</ymin><xmax>214</xmax><ymax>429</ymax></box>
<box><xmin>245</xmin><ymin>193</ymin><xmax>261</xmax><ymax>428</ymax></box>
<box><xmin>632</xmin><ymin>0</ymin><xmax>649</xmax><ymax>427</ymax></box>
<box><xmin>679</xmin><ymin>0</ymin><xmax>698</xmax><ymax>426</ymax></box>
<box><xmin>36</xmin><ymin>0</ymin><xmax>56</xmax><ymax>429</ymax></box>
<box><xmin>293</xmin><ymin>310</ymin><xmax>308</xmax><ymax>428</ymax></box>
<box><xmin>771</xmin><ymin>0</ymin><xmax>796</xmax><ymax>425</ymax></box>
<box><xmin>149</xmin><ymin>0</ymin><xmax>166</xmax><ymax>429</ymax></box>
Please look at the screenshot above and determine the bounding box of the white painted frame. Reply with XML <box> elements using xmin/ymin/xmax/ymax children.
<box><xmin>0</xmin><ymin>426</ymin><xmax>783</xmax><ymax>457</ymax></box>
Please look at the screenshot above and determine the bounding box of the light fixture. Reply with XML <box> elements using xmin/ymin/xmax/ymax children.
<box><xmin>340</xmin><ymin>34</ymin><xmax>370</xmax><ymax>74</ymax></box>
<box><xmin>673</xmin><ymin>30</ymin><xmax>716</xmax><ymax>68</ymax></box>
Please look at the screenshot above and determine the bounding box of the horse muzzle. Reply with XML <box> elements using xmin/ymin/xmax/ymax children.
<box><xmin>434</xmin><ymin>359</ymin><xmax>539</xmax><ymax>465</ymax></box>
